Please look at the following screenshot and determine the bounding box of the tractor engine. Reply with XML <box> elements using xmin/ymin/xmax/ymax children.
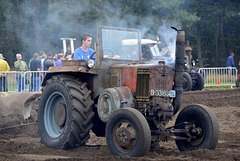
<box><xmin>149</xmin><ymin>102</ymin><xmax>174</xmax><ymax>124</ymax></box>
<box><xmin>127</xmin><ymin>62</ymin><xmax>176</xmax><ymax>126</ymax></box>
<box><xmin>97</xmin><ymin>61</ymin><xmax>176</xmax><ymax>128</ymax></box>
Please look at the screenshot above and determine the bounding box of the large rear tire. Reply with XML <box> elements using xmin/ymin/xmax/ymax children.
<box><xmin>183</xmin><ymin>72</ymin><xmax>192</xmax><ymax>91</ymax></box>
<box><xmin>106</xmin><ymin>108</ymin><xmax>151</xmax><ymax>157</ymax></box>
<box><xmin>190</xmin><ymin>72</ymin><xmax>204</xmax><ymax>91</ymax></box>
<box><xmin>175</xmin><ymin>104</ymin><xmax>219</xmax><ymax>151</ymax></box>
<box><xmin>37</xmin><ymin>75</ymin><xmax>94</xmax><ymax>149</ymax></box>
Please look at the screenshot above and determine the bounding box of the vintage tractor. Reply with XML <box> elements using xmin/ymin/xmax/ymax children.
<box><xmin>37</xmin><ymin>26</ymin><xmax>219</xmax><ymax>157</ymax></box>
<box><xmin>183</xmin><ymin>41</ymin><xmax>204</xmax><ymax>91</ymax></box>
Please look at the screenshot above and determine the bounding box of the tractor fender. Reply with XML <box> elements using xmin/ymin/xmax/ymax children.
<box><xmin>97</xmin><ymin>86</ymin><xmax>135</xmax><ymax>123</ymax></box>
<box><xmin>42</xmin><ymin>67</ymin><xmax>97</xmax><ymax>86</ymax></box>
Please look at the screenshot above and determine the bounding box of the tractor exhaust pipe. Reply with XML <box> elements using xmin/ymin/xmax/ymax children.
<box><xmin>172</xmin><ymin>29</ymin><xmax>185</xmax><ymax>114</ymax></box>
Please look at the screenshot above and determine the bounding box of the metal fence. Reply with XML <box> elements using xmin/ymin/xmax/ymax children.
<box><xmin>0</xmin><ymin>71</ymin><xmax>47</xmax><ymax>92</ymax></box>
<box><xmin>0</xmin><ymin>67</ymin><xmax>238</xmax><ymax>92</ymax></box>
<box><xmin>198</xmin><ymin>67</ymin><xmax>238</xmax><ymax>87</ymax></box>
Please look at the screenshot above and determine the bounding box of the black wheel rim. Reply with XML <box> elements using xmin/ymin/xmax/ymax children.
<box><xmin>187</xmin><ymin>117</ymin><xmax>205</xmax><ymax>146</ymax></box>
<box><xmin>192</xmin><ymin>75</ymin><xmax>200</xmax><ymax>88</ymax></box>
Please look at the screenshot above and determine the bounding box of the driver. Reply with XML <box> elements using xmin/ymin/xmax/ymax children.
<box><xmin>74</xmin><ymin>33</ymin><xmax>95</xmax><ymax>60</ymax></box>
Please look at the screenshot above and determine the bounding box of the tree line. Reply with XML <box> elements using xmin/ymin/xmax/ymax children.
<box><xmin>0</xmin><ymin>0</ymin><xmax>239</xmax><ymax>67</ymax></box>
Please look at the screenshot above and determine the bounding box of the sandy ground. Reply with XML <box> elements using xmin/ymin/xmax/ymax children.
<box><xmin>0</xmin><ymin>88</ymin><xmax>239</xmax><ymax>161</ymax></box>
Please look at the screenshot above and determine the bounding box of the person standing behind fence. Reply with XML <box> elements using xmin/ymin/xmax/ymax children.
<box><xmin>43</xmin><ymin>52</ymin><xmax>55</xmax><ymax>71</ymax></box>
<box><xmin>226</xmin><ymin>52</ymin><xmax>235</xmax><ymax>82</ymax></box>
<box><xmin>0</xmin><ymin>53</ymin><xmax>10</xmax><ymax>92</ymax></box>
<box><xmin>40</xmin><ymin>54</ymin><xmax>47</xmax><ymax>71</ymax></box>
<box><xmin>40</xmin><ymin>53</ymin><xmax>47</xmax><ymax>80</ymax></box>
<box><xmin>30</xmin><ymin>53</ymin><xmax>41</xmax><ymax>91</ymax></box>
<box><xmin>14</xmin><ymin>54</ymin><xmax>28</xmax><ymax>92</ymax></box>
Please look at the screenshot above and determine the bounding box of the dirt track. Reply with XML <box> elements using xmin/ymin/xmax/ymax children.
<box><xmin>0</xmin><ymin>88</ymin><xmax>240</xmax><ymax>161</ymax></box>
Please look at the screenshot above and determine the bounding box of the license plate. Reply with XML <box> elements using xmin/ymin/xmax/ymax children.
<box><xmin>150</xmin><ymin>89</ymin><xmax>176</xmax><ymax>98</ymax></box>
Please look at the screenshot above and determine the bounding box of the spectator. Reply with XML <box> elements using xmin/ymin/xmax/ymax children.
<box><xmin>64</xmin><ymin>46</ymin><xmax>72</xmax><ymax>59</ymax></box>
<box><xmin>43</xmin><ymin>52</ymin><xmax>55</xmax><ymax>71</ymax></box>
<box><xmin>39</xmin><ymin>51</ymin><xmax>45</xmax><ymax>59</ymax></box>
<box><xmin>29</xmin><ymin>53</ymin><xmax>41</xmax><ymax>91</ymax></box>
<box><xmin>14</xmin><ymin>53</ymin><xmax>28</xmax><ymax>92</ymax></box>
<box><xmin>226</xmin><ymin>52</ymin><xmax>235</xmax><ymax>82</ymax></box>
<box><xmin>55</xmin><ymin>55</ymin><xmax>63</xmax><ymax>67</ymax></box>
<box><xmin>74</xmin><ymin>33</ymin><xmax>95</xmax><ymax>60</ymax></box>
<box><xmin>29</xmin><ymin>52</ymin><xmax>42</xmax><ymax>69</ymax></box>
<box><xmin>0</xmin><ymin>53</ymin><xmax>10</xmax><ymax>92</ymax></box>
<box><xmin>40</xmin><ymin>54</ymin><xmax>47</xmax><ymax>71</ymax></box>
<box><xmin>53</xmin><ymin>53</ymin><xmax>58</xmax><ymax>61</ymax></box>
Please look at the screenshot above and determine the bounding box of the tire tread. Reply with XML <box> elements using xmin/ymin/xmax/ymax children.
<box><xmin>38</xmin><ymin>75</ymin><xmax>93</xmax><ymax>149</ymax></box>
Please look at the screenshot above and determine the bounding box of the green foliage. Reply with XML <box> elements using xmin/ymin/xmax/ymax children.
<box><xmin>0</xmin><ymin>0</ymin><xmax>239</xmax><ymax>67</ymax></box>
<box><xmin>185</xmin><ymin>0</ymin><xmax>240</xmax><ymax>67</ymax></box>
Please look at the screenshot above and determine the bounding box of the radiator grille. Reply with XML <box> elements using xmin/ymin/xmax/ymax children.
<box><xmin>136</xmin><ymin>69</ymin><xmax>150</xmax><ymax>102</ymax></box>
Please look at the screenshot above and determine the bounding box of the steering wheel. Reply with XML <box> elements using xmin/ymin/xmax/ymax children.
<box><xmin>160</xmin><ymin>48</ymin><xmax>168</xmax><ymax>56</ymax></box>
<box><xmin>103</xmin><ymin>48</ymin><xmax>115</xmax><ymax>58</ymax></box>
<box><xmin>142</xmin><ymin>49</ymin><xmax>153</xmax><ymax>61</ymax></box>
<box><xmin>90</xmin><ymin>51</ymin><xmax>96</xmax><ymax>60</ymax></box>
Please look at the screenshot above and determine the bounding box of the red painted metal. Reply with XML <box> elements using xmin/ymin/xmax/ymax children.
<box><xmin>122</xmin><ymin>65</ymin><xmax>138</xmax><ymax>93</ymax></box>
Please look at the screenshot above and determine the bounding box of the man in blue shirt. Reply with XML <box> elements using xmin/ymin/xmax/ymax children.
<box><xmin>74</xmin><ymin>33</ymin><xmax>95</xmax><ymax>60</ymax></box>
<box><xmin>64</xmin><ymin>46</ymin><xmax>71</xmax><ymax>59</ymax></box>
<box><xmin>226</xmin><ymin>52</ymin><xmax>235</xmax><ymax>82</ymax></box>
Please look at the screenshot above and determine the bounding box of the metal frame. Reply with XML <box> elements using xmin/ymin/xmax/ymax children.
<box><xmin>198</xmin><ymin>67</ymin><xmax>238</xmax><ymax>87</ymax></box>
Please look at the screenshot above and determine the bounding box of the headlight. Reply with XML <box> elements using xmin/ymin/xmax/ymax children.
<box><xmin>86</xmin><ymin>59</ymin><xmax>95</xmax><ymax>69</ymax></box>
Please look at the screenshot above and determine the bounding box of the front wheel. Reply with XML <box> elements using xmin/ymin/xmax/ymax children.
<box><xmin>175</xmin><ymin>104</ymin><xmax>219</xmax><ymax>151</ymax></box>
<box><xmin>106</xmin><ymin>108</ymin><xmax>151</xmax><ymax>157</ymax></box>
<box><xmin>37</xmin><ymin>75</ymin><xmax>94</xmax><ymax>149</ymax></box>
<box><xmin>190</xmin><ymin>72</ymin><xmax>204</xmax><ymax>91</ymax></box>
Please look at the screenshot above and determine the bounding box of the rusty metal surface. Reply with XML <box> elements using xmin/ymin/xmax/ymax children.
<box><xmin>113</xmin><ymin>120</ymin><xmax>137</xmax><ymax>153</ymax></box>
<box><xmin>122</xmin><ymin>65</ymin><xmax>138</xmax><ymax>94</ymax></box>
<box><xmin>149</xmin><ymin>66</ymin><xmax>174</xmax><ymax>91</ymax></box>
<box><xmin>110</xmin><ymin>64</ymin><xmax>125</xmax><ymax>87</ymax></box>
<box><xmin>97</xmin><ymin>88</ymin><xmax>121</xmax><ymax>122</ymax></box>
<box><xmin>114</xmin><ymin>87</ymin><xmax>134</xmax><ymax>108</ymax></box>
<box><xmin>97</xmin><ymin>86</ymin><xmax>135</xmax><ymax>122</ymax></box>
<box><xmin>48</xmin><ymin>65</ymin><xmax>97</xmax><ymax>74</ymax></box>
<box><xmin>62</xmin><ymin>60</ymin><xmax>85</xmax><ymax>66</ymax></box>
<box><xmin>121</xmin><ymin>63</ymin><xmax>175</xmax><ymax>102</ymax></box>
<box><xmin>185</xmin><ymin>40</ymin><xmax>192</xmax><ymax>66</ymax></box>
<box><xmin>176</xmin><ymin>31</ymin><xmax>185</xmax><ymax>45</ymax></box>
<box><xmin>54</xmin><ymin>103</ymin><xmax>66</xmax><ymax>127</ymax></box>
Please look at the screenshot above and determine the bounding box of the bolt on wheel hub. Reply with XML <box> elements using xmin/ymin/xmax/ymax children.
<box><xmin>116</xmin><ymin>127</ymin><xmax>131</xmax><ymax>146</ymax></box>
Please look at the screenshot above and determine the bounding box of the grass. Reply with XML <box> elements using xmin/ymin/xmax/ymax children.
<box><xmin>4</xmin><ymin>73</ymin><xmax>42</xmax><ymax>92</ymax></box>
<box><xmin>204</xmin><ymin>73</ymin><xmax>237</xmax><ymax>87</ymax></box>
